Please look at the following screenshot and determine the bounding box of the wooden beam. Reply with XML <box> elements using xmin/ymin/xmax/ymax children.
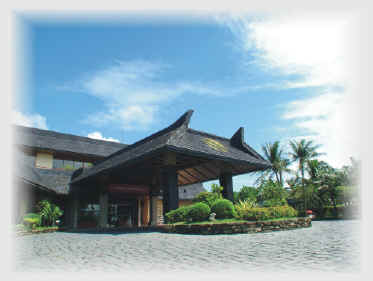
<box><xmin>177</xmin><ymin>172</ymin><xmax>190</xmax><ymax>185</ymax></box>
<box><xmin>189</xmin><ymin>166</ymin><xmax>210</xmax><ymax>180</ymax></box>
<box><xmin>183</xmin><ymin>168</ymin><xmax>202</xmax><ymax>182</ymax></box>
<box><xmin>197</xmin><ymin>164</ymin><xmax>217</xmax><ymax>178</ymax></box>
<box><xmin>178</xmin><ymin>170</ymin><xmax>196</xmax><ymax>183</ymax></box>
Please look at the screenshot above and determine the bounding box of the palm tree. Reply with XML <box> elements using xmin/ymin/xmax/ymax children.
<box><xmin>289</xmin><ymin>139</ymin><xmax>323</xmax><ymax>213</ymax></box>
<box><xmin>261</xmin><ymin>141</ymin><xmax>290</xmax><ymax>186</ymax></box>
<box><xmin>262</xmin><ymin>141</ymin><xmax>290</xmax><ymax>186</ymax></box>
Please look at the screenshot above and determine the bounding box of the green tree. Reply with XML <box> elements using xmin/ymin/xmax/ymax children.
<box><xmin>257</xmin><ymin>179</ymin><xmax>288</xmax><ymax>207</ymax></box>
<box><xmin>317</xmin><ymin>166</ymin><xmax>345</xmax><ymax>217</ymax></box>
<box><xmin>289</xmin><ymin>139</ymin><xmax>323</xmax><ymax>213</ymax></box>
<box><xmin>193</xmin><ymin>192</ymin><xmax>220</xmax><ymax>208</ymax></box>
<box><xmin>211</xmin><ymin>184</ymin><xmax>223</xmax><ymax>198</ymax></box>
<box><xmin>237</xmin><ymin>186</ymin><xmax>258</xmax><ymax>204</ymax></box>
<box><xmin>261</xmin><ymin>141</ymin><xmax>291</xmax><ymax>186</ymax></box>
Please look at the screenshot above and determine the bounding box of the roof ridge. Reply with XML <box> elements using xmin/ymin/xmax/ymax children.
<box><xmin>13</xmin><ymin>125</ymin><xmax>127</xmax><ymax>146</ymax></box>
<box><xmin>187</xmin><ymin>128</ymin><xmax>231</xmax><ymax>142</ymax></box>
<box><xmin>98</xmin><ymin>110</ymin><xmax>194</xmax><ymax>161</ymax></box>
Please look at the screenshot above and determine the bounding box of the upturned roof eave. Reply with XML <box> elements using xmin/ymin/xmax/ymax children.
<box><xmin>165</xmin><ymin>144</ymin><xmax>271</xmax><ymax>170</ymax></box>
<box><xmin>70</xmin><ymin>110</ymin><xmax>271</xmax><ymax>184</ymax></box>
<box><xmin>71</xmin><ymin>110</ymin><xmax>194</xmax><ymax>184</ymax></box>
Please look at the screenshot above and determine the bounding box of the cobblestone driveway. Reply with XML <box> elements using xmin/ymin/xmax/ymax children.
<box><xmin>14</xmin><ymin>221</ymin><xmax>360</xmax><ymax>273</ymax></box>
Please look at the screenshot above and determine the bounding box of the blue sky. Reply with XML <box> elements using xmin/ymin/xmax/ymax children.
<box><xmin>13</xmin><ymin>12</ymin><xmax>360</xmax><ymax>191</ymax></box>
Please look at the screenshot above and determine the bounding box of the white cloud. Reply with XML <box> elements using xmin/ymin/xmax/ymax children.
<box><xmin>285</xmin><ymin>90</ymin><xmax>360</xmax><ymax>168</ymax></box>
<box><xmin>219</xmin><ymin>13</ymin><xmax>360</xmax><ymax>168</ymax></box>
<box><xmin>73</xmin><ymin>60</ymin><xmax>222</xmax><ymax>131</ymax></box>
<box><xmin>12</xmin><ymin>110</ymin><xmax>48</xmax><ymax>130</ymax></box>
<box><xmin>87</xmin><ymin>131</ymin><xmax>120</xmax><ymax>143</ymax></box>
<box><xmin>220</xmin><ymin>13</ymin><xmax>351</xmax><ymax>88</ymax></box>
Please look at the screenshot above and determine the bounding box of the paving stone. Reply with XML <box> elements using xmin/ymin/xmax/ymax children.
<box><xmin>13</xmin><ymin>221</ymin><xmax>360</xmax><ymax>272</ymax></box>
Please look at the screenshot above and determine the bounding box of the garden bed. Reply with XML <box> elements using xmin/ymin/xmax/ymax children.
<box><xmin>15</xmin><ymin>226</ymin><xmax>59</xmax><ymax>236</ymax></box>
<box><xmin>160</xmin><ymin>217</ymin><xmax>312</xmax><ymax>235</ymax></box>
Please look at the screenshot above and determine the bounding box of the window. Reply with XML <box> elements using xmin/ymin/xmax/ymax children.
<box><xmin>53</xmin><ymin>159</ymin><xmax>64</xmax><ymax>169</ymax></box>
<box><xmin>51</xmin><ymin>157</ymin><xmax>93</xmax><ymax>170</ymax></box>
<box><xmin>74</xmin><ymin>161</ymin><xmax>83</xmax><ymax>169</ymax></box>
<box><xmin>35</xmin><ymin>152</ymin><xmax>53</xmax><ymax>169</ymax></box>
<box><xmin>63</xmin><ymin>160</ymin><xmax>74</xmax><ymax>170</ymax></box>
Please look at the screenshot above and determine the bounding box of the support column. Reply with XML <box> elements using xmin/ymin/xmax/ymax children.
<box><xmin>142</xmin><ymin>195</ymin><xmax>150</xmax><ymax>226</ymax></box>
<box><xmin>150</xmin><ymin>195</ymin><xmax>159</xmax><ymax>225</ymax></box>
<box><xmin>98</xmin><ymin>189</ymin><xmax>108</xmax><ymax>228</ymax></box>
<box><xmin>137</xmin><ymin>198</ymin><xmax>142</xmax><ymax>227</ymax></box>
<box><xmin>71</xmin><ymin>193</ymin><xmax>79</xmax><ymax>228</ymax></box>
<box><xmin>219</xmin><ymin>172</ymin><xmax>234</xmax><ymax>202</ymax></box>
<box><xmin>66</xmin><ymin>191</ymin><xmax>79</xmax><ymax>229</ymax></box>
<box><xmin>162</xmin><ymin>166</ymin><xmax>179</xmax><ymax>216</ymax></box>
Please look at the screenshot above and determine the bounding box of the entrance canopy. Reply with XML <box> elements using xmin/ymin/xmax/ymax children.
<box><xmin>71</xmin><ymin>110</ymin><xmax>271</xmax><ymax>188</ymax></box>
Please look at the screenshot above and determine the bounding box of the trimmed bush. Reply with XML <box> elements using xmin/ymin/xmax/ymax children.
<box><xmin>185</xmin><ymin>203</ymin><xmax>211</xmax><ymax>222</ymax></box>
<box><xmin>165</xmin><ymin>205</ymin><xmax>192</xmax><ymax>224</ymax></box>
<box><xmin>211</xmin><ymin>199</ymin><xmax>237</xmax><ymax>219</ymax></box>
<box><xmin>193</xmin><ymin>192</ymin><xmax>220</xmax><ymax>208</ymax></box>
<box><xmin>23</xmin><ymin>213</ymin><xmax>41</xmax><ymax>229</ymax></box>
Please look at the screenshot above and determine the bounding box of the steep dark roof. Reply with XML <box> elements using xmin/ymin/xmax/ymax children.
<box><xmin>178</xmin><ymin>183</ymin><xmax>205</xmax><ymax>200</ymax></box>
<box><xmin>13</xmin><ymin>125</ymin><xmax>127</xmax><ymax>158</ymax></box>
<box><xmin>17</xmin><ymin>163</ymin><xmax>73</xmax><ymax>195</ymax></box>
<box><xmin>15</xmin><ymin>147</ymin><xmax>72</xmax><ymax>195</ymax></box>
<box><xmin>36</xmin><ymin>169</ymin><xmax>74</xmax><ymax>195</ymax></box>
<box><xmin>72</xmin><ymin>110</ymin><xmax>271</xmax><ymax>184</ymax></box>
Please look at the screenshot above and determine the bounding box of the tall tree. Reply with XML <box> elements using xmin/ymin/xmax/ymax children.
<box><xmin>261</xmin><ymin>141</ymin><xmax>290</xmax><ymax>186</ymax></box>
<box><xmin>289</xmin><ymin>139</ymin><xmax>323</xmax><ymax>213</ymax></box>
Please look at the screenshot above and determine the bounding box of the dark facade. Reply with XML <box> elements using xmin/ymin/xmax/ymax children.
<box><xmin>13</xmin><ymin>110</ymin><xmax>270</xmax><ymax>228</ymax></box>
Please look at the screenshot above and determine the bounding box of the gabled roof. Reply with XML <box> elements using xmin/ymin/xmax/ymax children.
<box><xmin>72</xmin><ymin>110</ymin><xmax>271</xmax><ymax>184</ymax></box>
<box><xmin>13</xmin><ymin>125</ymin><xmax>127</xmax><ymax>158</ymax></box>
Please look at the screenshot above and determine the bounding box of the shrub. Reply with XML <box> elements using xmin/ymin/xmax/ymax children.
<box><xmin>211</xmin><ymin>199</ymin><xmax>236</xmax><ymax>219</ymax></box>
<box><xmin>262</xmin><ymin>198</ymin><xmax>287</xmax><ymax>207</ymax></box>
<box><xmin>234</xmin><ymin>199</ymin><xmax>257</xmax><ymax>216</ymax></box>
<box><xmin>23</xmin><ymin>213</ymin><xmax>41</xmax><ymax>229</ymax></box>
<box><xmin>267</xmin><ymin>206</ymin><xmax>298</xmax><ymax>218</ymax></box>
<box><xmin>37</xmin><ymin>200</ymin><xmax>63</xmax><ymax>226</ymax></box>
<box><xmin>185</xmin><ymin>202</ymin><xmax>211</xmax><ymax>222</ymax></box>
<box><xmin>237</xmin><ymin>186</ymin><xmax>258</xmax><ymax>203</ymax></box>
<box><xmin>236</xmin><ymin>207</ymin><xmax>270</xmax><ymax>220</ymax></box>
<box><xmin>257</xmin><ymin>179</ymin><xmax>288</xmax><ymax>207</ymax></box>
<box><xmin>165</xmin><ymin>205</ymin><xmax>192</xmax><ymax>223</ymax></box>
<box><xmin>236</xmin><ymin>206</ymin><xmax>297</xmax><ymax>221</ymax></box>
<box><xmin>193</xmin><ymin>192</ymin><xmax>220</xmax><ymax>208</ymax></box>
<box><xmin>322</xmin><ymin>205</ymin><xmax>358</xmax><ymax>219</ymax></box>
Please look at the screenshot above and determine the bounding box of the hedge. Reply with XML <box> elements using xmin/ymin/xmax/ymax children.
<box><xmin>165</xmin><ymin>205</ymin><xmax>192</xmax><ymax>223</ymax></box>
<box><xmin>211</xmin><ymin>199</ymin><xmax>237</xmax><ymax>219</ymax></box>
<box><xmin>186</xmin><ymin>203</ymin><xmax>211</xmax><ymax>222</ymax></box>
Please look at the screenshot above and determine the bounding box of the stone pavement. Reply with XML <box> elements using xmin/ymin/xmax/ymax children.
<box><xmin>13</xmin><ymin>221</ymin><xmax>360</xmax><ymax>273</ymax></box>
